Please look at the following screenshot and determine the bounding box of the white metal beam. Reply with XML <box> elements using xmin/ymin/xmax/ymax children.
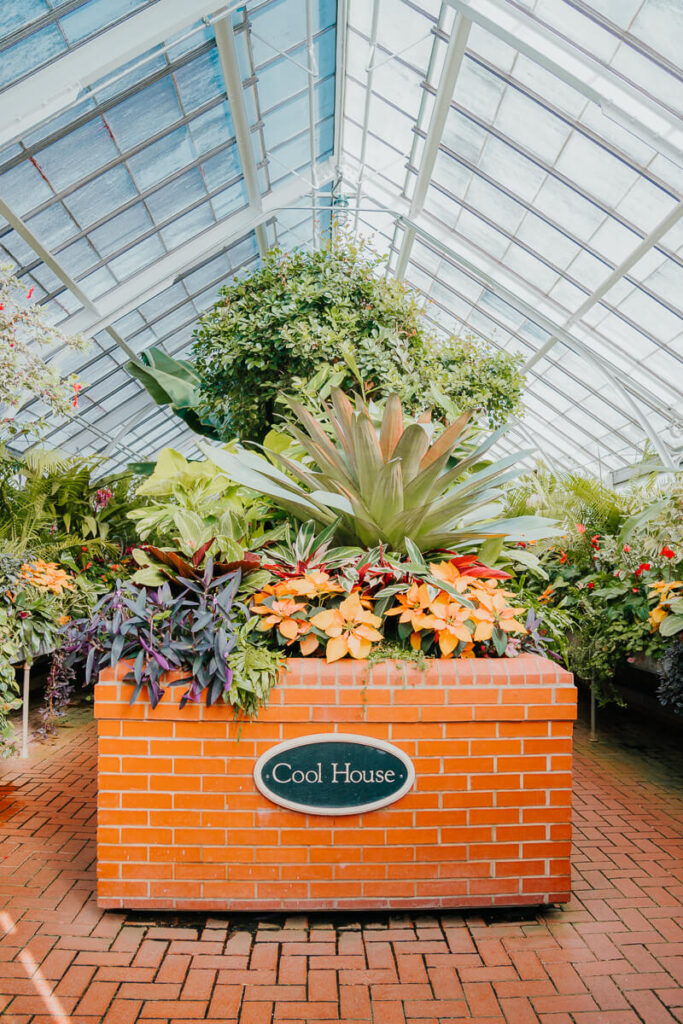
<box><xmin>61</xmin><ymin>157</ymin><xmax>336</xmax><ymax>339</ymax></box>
<box><xmin>395</xmin><ymin>13</ymin><xmax>471</xmax><ymax>278</ymax></box>
<box><xmin>213</xmin><ymin>16</ymin><xmax>269</xmax><ymax>258</ymax></box>
<box><xmin>0</xmin><ymin>196</ymin><xmax>137</xmax><ymax>359</ymax></box>
<box><xmin>306</xmin><ymin>0</ymin><xmax>319</xmax><ymax>246</ymax></box>
<box><xmin>352</xmin><ymin>0</ymin><xmax>382</xmax><ymax>233</ymax></box>
<box><xmin>333</xmin><ymin>0</ymin><xmax>348</xmax><ymax>179</ymax></box>
<box><xmin>0</xmin><ymin>0</ymin><xmax>235</xmax><ymax>149</ymax></box>
<box><xmin>444</xmin><ymin>0</ymin><xmax>683</xmax><ymax>168</ymax></box>
<box><xmin>524</xmin><ymin>201</ymin><xmax>683</xmax><ymax>370</ymax></box>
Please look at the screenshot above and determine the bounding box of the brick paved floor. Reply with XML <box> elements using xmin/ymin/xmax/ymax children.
<box><xmin>1</xmin><ymin>702</ymin><xmax>682</xmax><ymax>1024</ymax></box>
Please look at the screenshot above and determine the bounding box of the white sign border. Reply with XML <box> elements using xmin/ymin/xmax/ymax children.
<box><xmin>253</xmin><ymin>733</ymin><xmax>416</xmax><ymax>816</ymax></box>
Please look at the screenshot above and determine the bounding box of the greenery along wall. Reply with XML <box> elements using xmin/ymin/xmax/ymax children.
<box><xmin>132</xmin><ymin>235</ymin><xmax>526</xmax><ymax>444</ymax></box>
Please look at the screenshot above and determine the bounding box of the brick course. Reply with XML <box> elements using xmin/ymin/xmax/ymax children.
<box><xmin>94</xmin><ymin>654</ymin><xmax>576</xmax><ymax>911</ymax></box>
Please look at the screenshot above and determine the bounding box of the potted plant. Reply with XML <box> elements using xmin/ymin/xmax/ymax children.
<box><xmin>90</xmin><ymin>389</ymin><xmax>576</xmax><ymax>912</ymax></box>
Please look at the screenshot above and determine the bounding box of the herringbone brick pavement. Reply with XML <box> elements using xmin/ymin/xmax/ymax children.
<box><xmin>0</xmin><ymin>703</ymin><xmax>682</xmax><ymax>1023</ymax></box>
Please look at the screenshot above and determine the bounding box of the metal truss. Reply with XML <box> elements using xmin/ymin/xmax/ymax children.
<box><xmin>524</xmin><ymin>200</ymin><xmax>683</xmax><ymax>371</ymax></box>
<box><xmin>60</xmin><ymin>158</ymin><xmax>335</xmax><ymax>339</ymax></box>
<box><xmin>362</xmin><ymin>180</ymin><xmax>679</xmax><ymax>471</ymax></box>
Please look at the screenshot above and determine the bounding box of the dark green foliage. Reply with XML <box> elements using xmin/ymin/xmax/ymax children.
<box><xmin>60</xmin><ymin>564</ymin><xmax>282</xmax><ymax>718</ymax></box>
<box><xmin>126</xmin><ymin>347</ymin><xmax>225</xmax><ymax>441</ymax></box>
<box><xmin>657</xmin><ymin>638</ymin><xmax>683</xmax><ymax>714</ymax></box>
<box><xmin>191</xmin><ymin>235</ymin><xmax>525</xmax><ymax>441</ymax></box>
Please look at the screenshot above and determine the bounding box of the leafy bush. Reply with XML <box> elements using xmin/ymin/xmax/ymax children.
<box><xmin>504</xmin><ymin>467</ymin><xmax>683</xmax><ymax>707</ymax></box>
<box><xmin>192</xmin><ymin>235</ymin><xmax>524</xmax><ymax>441</ymax></box>
<box><xmin>60</xmin><ymin>563</ymin><xmax>283</xmax><ymax>718</ymax></box>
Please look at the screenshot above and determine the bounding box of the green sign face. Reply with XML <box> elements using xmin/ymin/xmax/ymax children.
<box><xmin>254</xmin><ymin>734</ymin><xmax>415</xmax><ymax>816</ymax></box>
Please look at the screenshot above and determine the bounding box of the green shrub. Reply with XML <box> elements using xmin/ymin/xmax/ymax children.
<box><xmin>192</xmin><ymin>234</ymin><xmax>524</xmax><ymax>441</ymax></box>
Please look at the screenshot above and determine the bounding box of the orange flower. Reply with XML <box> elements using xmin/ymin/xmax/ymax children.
<box><xmin>468</xmin><ymin>589</ymin><xmax>527</xmax><ymax>641</ymax></box>
<box><xmin>284</xmin><ymin>571</ymin><xmax>344</xmax><ymax>598</ymax></box>
<box><xmin>310</xmin><ymin>592</ymin><xmax>383</xmax><ymax>662</ymax></box>
<box><xmin>18</xmin><ymin>560</ymin><xmax>74</xmax><ymax>594</ymax></box>
<box><xmin>57</xmin><ymin>614</ymin><xmax>71</xmax><ymax>626</ymax></box>
<box><xmin>252</xmin><ymin>597</ymin><xmax>311</xmax><ymax>645</ymax></box>
<box><xmin>428</xmin><ymin>560</ymin><xmax>478</xmax><ymax>593</ymax></box>
<box><xmin>385</xmin><ymin>582</ymin><xmax>431</xmax><ymax>631</ymax></box>
<box><xmin>425</xmin><ymin>594</ymin><xmax>473</xmax><ymax>656</ymax></box>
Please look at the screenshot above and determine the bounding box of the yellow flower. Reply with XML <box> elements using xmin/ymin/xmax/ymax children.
<box><xmin>648</xmin><ymin>580</ymin><xmax>682</xmax><ymax>598</ymax></box>
<box><xmin>310</xmin><ymin>592</ymin><xmax>383</xmax><ymax>662</ymax></box>
<box><xmin>538</xmin><ymin>585</ymin><xmax>555</xmax><ymax>604</ymax></box>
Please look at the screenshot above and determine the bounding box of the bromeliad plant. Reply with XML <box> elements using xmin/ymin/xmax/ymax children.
<box><xmin>201</xmin><ymin>389</ymin><xmax>555</xmax><ymax>552</ymax></box>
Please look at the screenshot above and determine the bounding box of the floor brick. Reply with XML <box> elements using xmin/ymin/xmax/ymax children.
<box><xmin>0</xmin><ymin>704</ymin><xmax>681</xmax><ymax>1024</ymax></box>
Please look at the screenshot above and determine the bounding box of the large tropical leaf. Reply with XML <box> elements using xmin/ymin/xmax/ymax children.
<box><xmin>202</xmin><ymin>388</ymin><xmax>557</xmax><ymax>554</ymax></box>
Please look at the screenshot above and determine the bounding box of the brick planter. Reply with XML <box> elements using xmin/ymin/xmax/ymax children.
<box><xmin>95</xmin><ymin>655</ymin><xmax>576</xmax><ymax>911</ymax></box>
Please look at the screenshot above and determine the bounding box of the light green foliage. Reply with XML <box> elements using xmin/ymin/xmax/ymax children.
<box><xmin>191</xmin><ymin>234</ymin><xmax>525</xmax><ymax>442</ymax></box>
<box><xmin>0</xmin><ymin>436</ymin><xmax>139</xmax><ymax>560</ymax></box>
<box><xmin>202</xmin><ymin>388</ymin><xmax>555</xmax><ymax>553</ymax></box>
<box><xmin>226</xmin><ymin>622</ymin><xmax>285</xmax><ymax>719</ymax></box>
<box><xmin>127</xmin><ymin>447</ymin><xmax>274</xmax><ymax>581</ymax></box>
<box><xmin>1</xmin><ymin>264</ymin><xmax>88</xmax><ymax>417</ymax></box>
<box><xmin>0</xmin><ymin>606</ymin><xmax>22</xmax><ymax>757</ymax></box>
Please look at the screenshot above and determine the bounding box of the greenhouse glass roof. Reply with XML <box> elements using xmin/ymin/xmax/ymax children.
<box><xmin>0</xmin><ymin>0</ymin><xmax>681</xmax><ymax>481</ymax></box>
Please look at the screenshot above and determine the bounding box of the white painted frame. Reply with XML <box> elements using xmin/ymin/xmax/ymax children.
<box><xmin>253</xmin><ymin>732</ymin><xmax>416</xmax><ymax>816</ymax></box>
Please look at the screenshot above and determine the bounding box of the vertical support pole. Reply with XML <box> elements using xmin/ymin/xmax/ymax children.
<box><xmin>590</xmin><ymin>679</ymin><xmax>597</xmax><ymax>742</ymax></box>
<box><xmin>22</xmin><ymin>662</ymin><xmax>30</xmax><ymax>759</ymax></box>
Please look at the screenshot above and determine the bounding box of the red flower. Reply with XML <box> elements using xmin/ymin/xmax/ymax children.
<box><xmin>81</xmin><ymin>546</ymin><xmax>87</xmax><ymax>552</ymax></box>
<box><xmin>559</xmin><ymin>551</ymin><xmax>567</xmax><ymax>564</ymax></box>
<box><xmin>661</xmin><ymin>546</ymin><xmax>675</xmax><ymax>559</ymax></box>
<box><xmin>632</xmin><ymin>587</ymin><xmax>638</xmax><ymax>593</ymax></box>
<box><xmin>72</xmin><ymin>381</ymin><xmax>82</xmax><ymax>408</ymax></box>
<box><xmin>576</xmin><ymin>523</ymin><xmax>586</xmax><ymax>534</ymax></box>
<box><xmin>588</xmin><ymin>582</ymin><xmax>595</xmax><ymax>589</ymax></box>
<box><xmin>623</xmin><ymin>544</ymin><xmax>631</xmax><ymax>553</ymax></box>
<box><xmin>26</xmin><ymin>287</ymin><xmax>34</xmax><ymax>300</ymax></box>
<box><xmin>590</xmin><ymin>534</ymin><xmax>600</xmax><ymax>550</ymax></box>
<box><xmin>634</xmin><ymin>562</ymin><xmax>651</xmax><ymax>577</ymax></box>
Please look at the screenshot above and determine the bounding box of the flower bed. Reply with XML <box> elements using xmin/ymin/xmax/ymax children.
<box><xmin>95</xmin><ymin>654</ymin><xmax>576</xmax><ymax>912</ymax></box>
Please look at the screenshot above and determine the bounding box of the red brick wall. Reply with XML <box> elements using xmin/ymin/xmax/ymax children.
<box><xmin>95</xmin><ymin>654</ymin><xmax>576</xmax><ymax>911</ymax></box>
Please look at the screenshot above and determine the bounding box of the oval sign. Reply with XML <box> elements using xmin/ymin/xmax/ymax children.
<box><xmin>254</xmin><ymin>733</ymin><xmax>415</xmax><ymax>816</ymax></box>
